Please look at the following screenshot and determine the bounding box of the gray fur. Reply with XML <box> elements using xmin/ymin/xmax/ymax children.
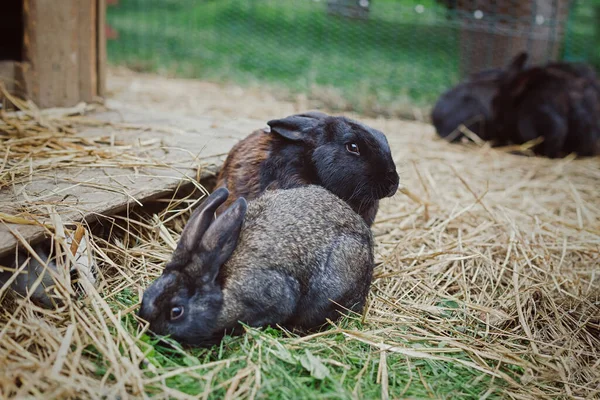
<box><xmin>0</xmin><ymin>246</ymin><xmax>58</xmax><ymax>308</ymax></box>
<box><xmin>139</xmin><ymin>186</ymin><xmax>374</xmax><ymax>346</ymax></box>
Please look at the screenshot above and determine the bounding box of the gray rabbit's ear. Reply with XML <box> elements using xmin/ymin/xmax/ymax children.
<box><xmin>194</xmin><ymin>197</ymin><xmax>247</xmax><ymax>285</ymax></box>
<box><xmin>267</xmin><ymin>113</ymin><xmax>324</xmax><ymax>141</ymax></box>
<box><xmin>173</xmin><ymin>187</ymin><xmax>230</xmax><ymax>260</ymax></box>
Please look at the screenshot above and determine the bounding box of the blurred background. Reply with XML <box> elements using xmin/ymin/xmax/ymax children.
<box><xmin>105</xmin><ymin>0</ymin><xmax>599</xmax><ymax>117</ymax></box>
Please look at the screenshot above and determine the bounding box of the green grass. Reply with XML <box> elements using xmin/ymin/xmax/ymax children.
<box><xmin>99</xmin><ymin>289</ymin><xmax>511</xmax><ymax>399</ymax></box>
<box><xmin>142</xmin><ymin>332</ymin><xmax>503</xmax><ymax>399</ymax></box>
<box><xmin>563</xmin><ymin>2</ymin><xmax>600</xmax><ymax>66</ymax></box>
<box><xmin>107</xmin><ymin>0</ymin><xmax>597</xmax><ymax>113</ymax></box>
<box><xmin>107</xmin><ymin>0</ymin><xmax>597</xmax><ymax>112</ymax></box>
<box><xmin>107</xmin><ymin>0</ymin><xmax>462</xmax><ymax>111</ymax></box>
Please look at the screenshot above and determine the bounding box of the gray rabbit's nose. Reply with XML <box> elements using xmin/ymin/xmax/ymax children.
<box><xmin>138</xmin><ymin>297</ymin><xmax>155</xmax><ymax>322</ymax></box>
<box><xmin>139</xmin><ymin>272</ymin><xmax>179</xmax><ymax>321</ymax></box>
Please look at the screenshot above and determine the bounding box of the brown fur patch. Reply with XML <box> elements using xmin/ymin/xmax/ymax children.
<box><xmin>215</xmin><ymin>128</ymin><xmax>272</xmax><ymax>213</ymax></box>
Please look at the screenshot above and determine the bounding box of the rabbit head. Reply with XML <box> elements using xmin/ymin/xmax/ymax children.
<box><xmin>432</xmin><ymin>52</ymin><xmax>528</xmax><ymax>142</ymax></box>
<box><xmin>138</xmin><ymin>188</ymin><xmax>247</xmax><ymax>345</ymax></box>
<box><xmin>267</xmin><ymin>112</ymin><xmax>399</xmax><ymax>204</ymax></box>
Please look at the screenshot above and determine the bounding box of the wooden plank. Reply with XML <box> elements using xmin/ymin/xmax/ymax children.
<box><xmin>97</xmin><ymin>0</ymin><xmax>107</xmax><ymax>97</ymax></box>
<box><xmin>78</xmin><ymin>0</ymin><xmax>97</xmax><ymax>101</ymax></box>
<box><xmin>0</xmin><ymin>61</ymin><xmax>16</xmax><ymax>93</ymax></box>
<box><xmin>0</xmin><ymin>61</ymin><xmax>30</xmax><ymax>101</ymax></box>
<box><xmin>0</xmin><ymin>105</ymin><xmax>260</xmax><ymax>257</ymax></box>
<box><xmin>21</xmin><ymin>0</ymin><xmax>37</xmax><ymax>101</ymax></box>
<box><xmin>22</xmin><ymin>0</ymin><xmax>80</xmax><ymax>108</ymax></box>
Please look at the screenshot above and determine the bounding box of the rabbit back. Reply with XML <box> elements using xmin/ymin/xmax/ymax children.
<box><xmin>218</xmin><ymin>186</ymin><xmax>374</xmax><ymax>331</ymax></box>
<box><xmin>1</xmin><ymin>247</ymin><xmax>57</xmax><ymax>308</ymax></box>
<box><xmin>565</xmin><ymin>73</ymin><xmax>600</xmax><ymax>156</ymax></box>
<box><xmin>492</xmin><ymin>62</ymin><xmax>600</xmax><ymax>157</ymax></box>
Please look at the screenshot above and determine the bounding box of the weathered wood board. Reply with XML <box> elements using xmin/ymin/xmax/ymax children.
<box><xmin>79</xmin><ymin>0</ymin><xmax>98</xmax><ymax>101</ymax></box>
<box><xmin>0</xmin><ymin>0</ymin><xmax>106</xmax><ymax>108</ymax></box>
<box><xmin>0</xmin><ymin>62</ymin><xmax>17</xmax><ymax>94</ymax></box>
<box><xmin>0</xmin><ymin>102</ymin><xmax>264</xmax><ymax>257</ymax></box>
<box><xmin>97</xmin><ymin>0</ymin><xmax>107</xmax><ymax>97</ymax></box>
<box><xmin>23</xmin><ymin>0</ymin><xmax>80</xmax><ymax>107</ymax></box>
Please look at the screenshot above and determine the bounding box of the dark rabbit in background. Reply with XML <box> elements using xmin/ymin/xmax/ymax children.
<box><xmin>215</xmin><ymin>111</ymin><xmax>399</xmax><ymax>226</ymax></box>
<box><xmin>431</xmin><ymin>52</ymin><xmax>528</xmax><ymax>142</ymax></box>
<box><xmin>139</xmin><ymin>186</ymin><xmax>375</xmax><ymax>346</ymax></box>
<box><xmin>491</xmin><ymin>60</ymin><xmax>600</xmax><ymax>158</ymax></box>
<box><xmin>433</xmin><ymin>51</ymin><xmax>600</xmax><ymax>158</ymax></box>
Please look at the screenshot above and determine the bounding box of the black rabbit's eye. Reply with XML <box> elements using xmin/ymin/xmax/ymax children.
<box><xmin>346</xmin><ymin>143</ymin><xmax>360</xmax><ymax>155</ymax></box>
<box><xmin>170</xmin><ymin>306</ymin><xmax>184</xmax><ymax>320</ymax></box>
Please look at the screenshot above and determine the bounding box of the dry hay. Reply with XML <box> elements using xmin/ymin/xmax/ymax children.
<box><xmin>0</xmin><ymin>88</ymin><xmax>599</xmax><ymax>398</ymax></box>
<box><xmin>0</xmin><ymin>84</ymin><xmax>167</xmax><ymax>192</ymax></box>
<box><xmin>372</xmin><ymin>123</ymin><xmax>600</xmax><ymax>398</ymax></box>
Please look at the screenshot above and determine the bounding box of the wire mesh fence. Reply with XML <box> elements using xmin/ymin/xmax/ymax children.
<box><xmin>106</xmin><ymin>0</ymin><xmax>598</xmax><ymax>115</ymax></box>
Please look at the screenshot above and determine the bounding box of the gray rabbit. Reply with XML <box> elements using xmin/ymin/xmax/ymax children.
<box><xmin>1</xmin><ymin>235</ymin><xmax>96</xmax><ymax>308</ymax></box>
<box><xmin>139</xmin><ymin>185</ymin><xmax>375</xmax><ymax>346</ymax></box>
<box><xmin>0</xmin><ymin>245</ymin><xmax>60</xmax><ymax>308</ymax></box>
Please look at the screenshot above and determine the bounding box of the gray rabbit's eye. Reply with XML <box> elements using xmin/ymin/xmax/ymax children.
<box><xmin>346</xmin><ymin>143</ymin><xmax>360</xmax><ymax>155</ymax></box>
<box><xmin>170</xmin><ymin>306</ymin><xmax>184</xmax><ymax>320</ymax></box>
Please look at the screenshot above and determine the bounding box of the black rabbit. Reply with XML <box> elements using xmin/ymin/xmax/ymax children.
<box><xmin>215</xmin><ymin>111</ymin><xmax>399</xmax><ymax>226</ymax></box>
<box><xmin>432</xmin><ymin>52</ymin><xmax>528</xmax><ymax>142</ymax></box>
<box><xmin>491</xmin><ymin>60</ymin><xmax>600</xmax><ymax>157</ymax></box>
<box><xmin>139</xmin><ymin>186</ymin><xmax>375</xmax><ymax>346</ymax></box>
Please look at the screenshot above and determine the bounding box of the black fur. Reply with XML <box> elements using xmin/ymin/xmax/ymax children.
<box><xmin>139</xmin><ymin>271</ymin><xmax>225</xmax><ymax>345</ymax></box>
<box><xmin>432</xmin><ymin>52</ymin><xmax>528</xmax><ymax>142</ymax></box>
<box><xmin>432</xmin><ymin>51</ymin><xmax>600</xmax><ymax>158</ymax></box>
<box><xmin>491</xmin><ymin>61</ymin><xmax>600</xmax><ymax>158</ymax></box>
<box><xmin>139</xmin><ymin>193</ymin><xmax>247</xmax><ymax>345</ymax></box>
<box><xmin>264</xmin><ymin>113</ymin><xmax>399</xmax><ymax>226</ymax></box>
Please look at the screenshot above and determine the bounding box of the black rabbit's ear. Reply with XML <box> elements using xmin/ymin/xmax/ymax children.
<box><xmin>507</xmin><ymin>68</ymin><xmax>545</xmax><ymax>98</ymax></box>
<box><xmin>297</xmin><ymin>111</ymin><xmax>329</xmax><ymax>119</ymax></box>
<box><xmin>194</xmin><ymin>197</ymin><xmax>247</xmax><ymax>285</ymax></box>
<box><xmin>267</xmin><ymin>113</ymin><xmax>323</xmax><ymax>141</ymax></box>
<box><xmin>173</xmin><ymin>187</ymin><xmax>230</xmax><ymax>261</ymax></box>
<box><xmin>507</xmin><ymin>52</ymin><xmax>528</xmax><ymax>73</ymax></box>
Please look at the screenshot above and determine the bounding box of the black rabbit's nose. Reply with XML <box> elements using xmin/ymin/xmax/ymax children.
<box><xmin>385</xmin><ymin>170</ymin><xmax>399</xmax><ymax>197</ymax></box>
<box><xmin>386</xmin><ymin>181</ymin><xmax>399</xmax><ymax>197</ymax></box>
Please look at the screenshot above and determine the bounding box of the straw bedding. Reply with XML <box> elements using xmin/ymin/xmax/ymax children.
<box><xmin>0</xmin><ymin>81</ymin><xmax>599</xmax><ymax>399</ymax></box>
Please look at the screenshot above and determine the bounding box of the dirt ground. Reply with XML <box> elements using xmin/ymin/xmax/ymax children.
<box><xmin>107</xmin><ymin>67</ymin><xmax>428</xmax><ymax>123</ymax></box>
<box><xmin>108</xmin><ymin>67</ymin><xmax>315</xmax><ymax>121</ymax></box>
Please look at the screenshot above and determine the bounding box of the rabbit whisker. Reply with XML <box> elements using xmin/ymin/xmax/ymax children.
<box><xmin>347</xmin><ymin>181</ymin><xmax>366</xmax><ymax>203</ymax></box>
